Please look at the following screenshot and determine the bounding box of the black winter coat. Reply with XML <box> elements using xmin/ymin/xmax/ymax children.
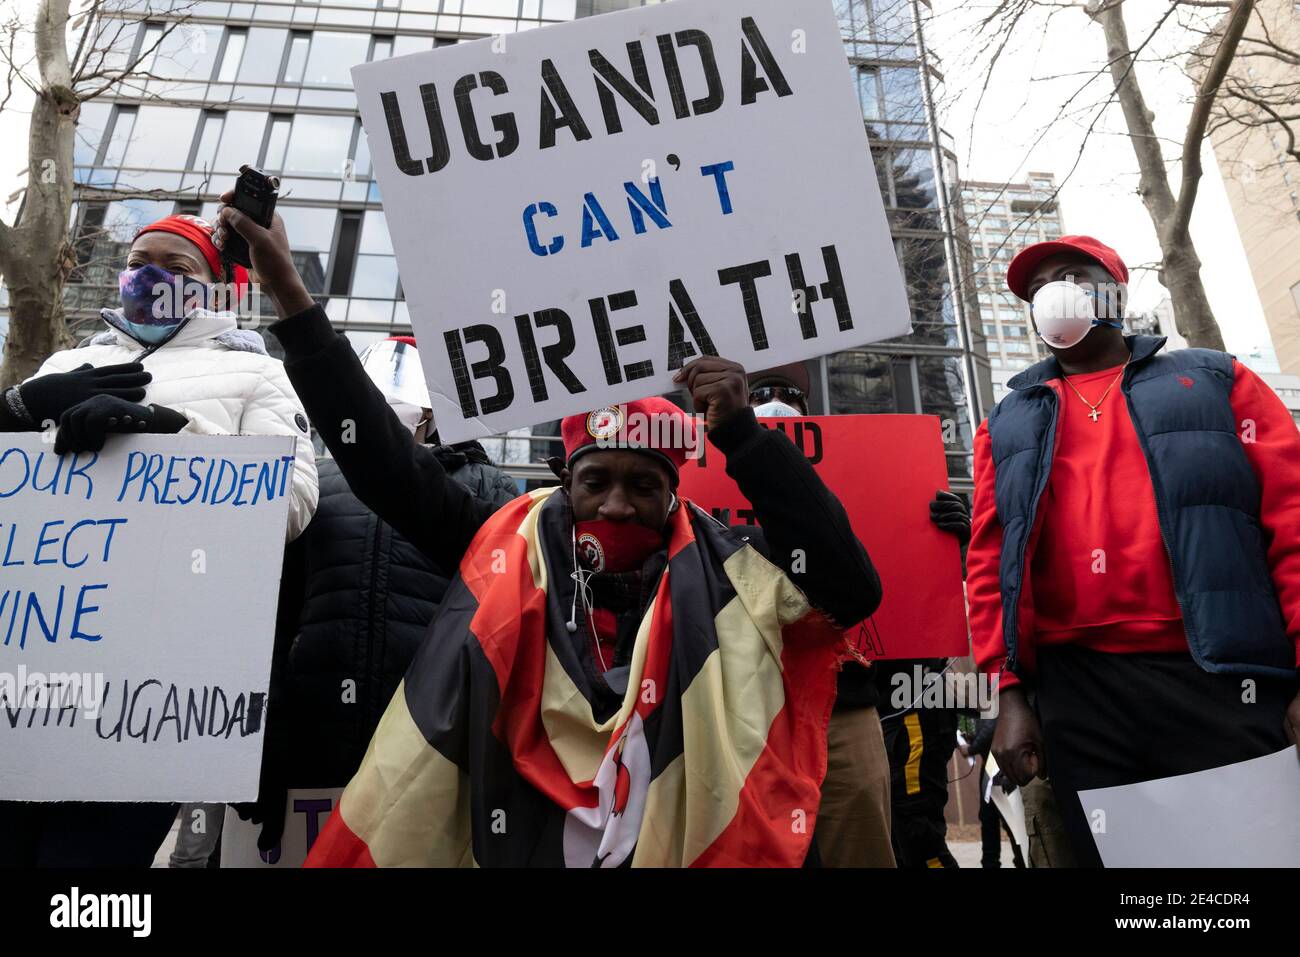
<box><xmin>280</xmin><ymin>451</ymin><xmax>517</xmax><ymax>787</ymax></box>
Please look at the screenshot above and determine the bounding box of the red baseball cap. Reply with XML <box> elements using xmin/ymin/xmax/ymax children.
<box><xmin>135</xmin><ymin>214</ymin><xmax>249</xmax><ymax>297</ymax></box>
<box><xmin>561</xmin><ymin>397</ymin><xmax>697</xmax><ymax>481</ymax></box>
<box><xmin>1006</xmin><ymin>235</ymin><xmax>1128</xmax><ymax>302</ymax></box>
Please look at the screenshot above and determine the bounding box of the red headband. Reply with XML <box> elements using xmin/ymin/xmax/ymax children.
<box><xmin>135</xmin><ymin>214</ymin><xmax>249</xmax><ymax>297</ymax></box>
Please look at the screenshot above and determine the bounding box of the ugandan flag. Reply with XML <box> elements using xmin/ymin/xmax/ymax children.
<box><xmin>305</xmin><ymin>487</ymin><xmax>848</xmax><ymax>867</ymax></box>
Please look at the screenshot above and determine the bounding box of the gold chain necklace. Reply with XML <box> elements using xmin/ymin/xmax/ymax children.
<box><xmin>1062</xmin><ymin>358</ymin><xmax>1130</xmax><ymax>423</ymax></box>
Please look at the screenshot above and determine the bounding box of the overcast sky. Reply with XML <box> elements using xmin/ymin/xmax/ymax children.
<box><xmin>1</xmin><ymin>0</ymin><xmax>1275</xmax><ymax>355</ymax></box>
<box><xmin>926</xmin><ymin>0</ymin><xmax>1271</xmax><ymax>355</ymax></box>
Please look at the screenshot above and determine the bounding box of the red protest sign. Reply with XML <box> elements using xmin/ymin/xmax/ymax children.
<box><xmin>678</xmin><ymin>414</ymin><xmax>967</xmax><ymax>660</ymax></box>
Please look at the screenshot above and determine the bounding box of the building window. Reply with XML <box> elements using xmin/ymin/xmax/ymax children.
<box><xmin>301</xmin><ymin>32</ymin><xmax>372</xmax><ymax>87</ymax></box>
<box><xmin>260</xmin><ymin>115</ymin><xmax>293</xmax><ymax>172</ymax></box>
<box><xmin>188</xmin><ymin>112</ymin><xmax>225</xmax><ymax>173</ymax></box>
<box><xmin>213</xmin><ymin>111</ymin><xmax>268</xmax><ymax>174</ymax></box>
<box><xmin>351</xmin><ymin>211</ymin><xmax>400</xmax><ymax>299</ymax></box>
<box><xmin>277</xmin><ymin>206</ymin><xmax>337</xmax><ymax>294</ymax></box>
<box><xmin>879</xmin><ymin>65</ymin><xmax>925</xmax><ymax>125</ymax></box>
<box><xmin>98</xmin><ymin>106</ymin><xmax>137</xmax><ymax>167</ymax></box>
<box><xmin>216</xmin><ymin>29</ymin><xmax>247</xmax><ymax>83</ymax></box>
<box><xmin>329</xmin><ymin>211</ymin><xmax>364</xmax><ymax>296</ymax></box>
<box><xmin>281</xmin><ymin>33</ymin><xmax>310</xmax><ymax>84</ymax></box>
<box><xmin>236</xmin><ymin>28</ymin><xmax>290</xmax><ymax>84</ymax></box>
<box><xmin>856</xmin><ymin>66</ymin><xmax>881</xmax><ymax>123</ymax></box>
<box><xmin>134</xmin><ymin>22</ymin><xmax>223</xmax><ymax>81</ymax></box>
<box><xmin>121</xmin><ymin>106</ymin><xmax>200</xmax><ymax>170</ymax></box>
<box><xmin>280</xmin><ymin>114</ymin><xmax>354</xmax><ymax>176</ymax></box>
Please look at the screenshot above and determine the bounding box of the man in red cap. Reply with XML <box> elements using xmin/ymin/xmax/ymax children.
<box><xmin>968</xmin><ymin>235</ymin><xmax>1300</xmax><ymax>866</ymax></box>
<box><xmin>217</xmin><ymin>199</ymin><xmax>883</xmax><ymax>865</ymax></box>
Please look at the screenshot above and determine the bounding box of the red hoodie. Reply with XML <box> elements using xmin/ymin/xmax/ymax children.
<box><xmin>970</xmin><ymin>359</ymin><xmax>1300</xmax><ymax>691</ymax></box>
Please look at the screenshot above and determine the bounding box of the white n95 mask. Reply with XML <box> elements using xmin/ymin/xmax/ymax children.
<box><xmin>752</xmin><ymin>400</ymin><xmax>802</xmax><ymax>417</ymax></box>
<box><xmin>389</xmin><ymin>400</ymin><xmax>429</xmax><ymax>436</ymax></box>
<box><xmin>1031</xmin><ymin>280</ymin><xmax>1123</xmax><ymax>349</ymax></box>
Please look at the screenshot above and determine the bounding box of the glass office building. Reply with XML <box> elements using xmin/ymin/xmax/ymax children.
<box><xmin>832</xmin><ymin>0</ymin><xmax>990</xmax><ymax>487</ymax></box>
<box><xmin>64</xmin><ymin>0</ymin><xmax>989</xmax><ymax>487</ymax></box>
<box><xmin>958</xmin><ymin>172</ymin><xmax>1065</xmax><ymax>400</ymax></box>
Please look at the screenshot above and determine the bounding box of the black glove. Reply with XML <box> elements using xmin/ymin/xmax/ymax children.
<box><xmin>15</xmin><ymin>362</ymin><xmax>152</xmax><ymax>427</ymax></box>
<box><xmin>54</xmin><ymin>394</ymin><xmax>188</xmax><ymax>455</ymax></box>
<box><xmin>230</xmin><ymin>705</ymin><xmax>289</xmax><ymax>852</ymax></box>
<box><xmin>929</xmin><ymin>489</ymin><xmax>971</xmax><ymax>546</ymax></box>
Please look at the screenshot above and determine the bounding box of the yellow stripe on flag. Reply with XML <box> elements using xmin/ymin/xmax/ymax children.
<box><xmin>339</xmin><ymin>680</ymin><xmax>474</xmax><ymax>867</ymax></box>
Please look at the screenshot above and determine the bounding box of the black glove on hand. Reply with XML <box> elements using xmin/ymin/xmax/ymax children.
<box><xmin>929</xmin><ymin>489</ymin><xmax>972</xmax><ymax>546</ymax></box>
<box><xmin>15</xmin><ymin>362</ymin><xmax>151</xmax><ymax>427</ymax></box>
<box><xmin>54</xmin><ymin>394</ymin><xmax>188</xmax><ymax>455</ymax></box>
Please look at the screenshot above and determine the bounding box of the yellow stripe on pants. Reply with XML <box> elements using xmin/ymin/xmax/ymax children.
<box><xmin>903</xmin><ymin>712</ymin><xmax>923</xmax><ymax>796</ymax></box>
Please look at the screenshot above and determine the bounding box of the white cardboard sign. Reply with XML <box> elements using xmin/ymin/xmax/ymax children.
<box><xmin>221</xmin><ymin>787</ymin><xmax>345</xmax><ymax>868</ymax></box>
<box><xmin>0</xmin><ymin>434</ymin><xmax>295</xmax><ymax>802</ymax></box>
<box><xmin>1078</xmin><ymin>748</ymin><xmax>1300</xmax><ymax>867</ymax></box>
<box><xmin>352</xmin><ymin>0</ymin><xmax>910</xmax><ymax>443</ymax></box>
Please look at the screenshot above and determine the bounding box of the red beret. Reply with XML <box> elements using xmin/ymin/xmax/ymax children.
<box><xmin>561</xmin><ymin>397</ymin><xmax>697</xmax><ymax>480</ymax></box>
<box><xmin>136</xmin><ymin>214</ymin><xmax>250</xmax><ymax>298</ymax></box>
<box><xmin>1006</xmin><ymin>234</ymin><xmax>1128</xmax><ymax>302</ymax></box>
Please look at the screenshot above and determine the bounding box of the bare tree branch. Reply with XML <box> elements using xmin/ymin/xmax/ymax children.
<box><xmin>1168</xmin><ymin>0</ymin><xmax>1254</xmax><ymax>241</ymax></box>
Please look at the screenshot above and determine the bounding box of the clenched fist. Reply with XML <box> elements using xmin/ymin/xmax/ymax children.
<box><xmin>673</xmin><ymin>356</ymin><xmax>749</xmax><ymax>431</ymax></box>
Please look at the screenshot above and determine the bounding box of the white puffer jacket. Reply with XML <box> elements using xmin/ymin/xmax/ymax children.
<box><xmin>29</xmin><ymin>308</ymin><xmax>319</xmax><ymax>540</ymax></box>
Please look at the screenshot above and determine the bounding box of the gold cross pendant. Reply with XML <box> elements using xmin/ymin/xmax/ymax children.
<box><xmin>1088</xmin><ymin>408</ymin><xmax>1100</xmax><ymax>422</ymax></box>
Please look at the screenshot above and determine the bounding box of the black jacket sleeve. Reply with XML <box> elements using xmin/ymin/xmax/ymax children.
<box><xmin>0</xmin><ymin>392</ymin><xmax>35</xmax><ymax>431</ymax></box>
<box><xmin>268</xmin><ymin>304</ymin><xmax>498</xmax><ymax>572</ymax></box>
<box><xmin>707</xmin><ymin>407</ymin><xmax>882</xmax><ymax>628</ymax></box>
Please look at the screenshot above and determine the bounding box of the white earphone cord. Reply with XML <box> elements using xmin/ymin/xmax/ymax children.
<box><xmin>566</xmin><ymin>526</ymin><xmax>608</xmax><ymax>671</ymax></box>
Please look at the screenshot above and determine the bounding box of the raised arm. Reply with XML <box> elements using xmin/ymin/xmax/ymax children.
<box><xmin>676</xmin><ymin>357</ymin><xmax>882</xmax><ymax>628</ymax></box>
<box><xmin>216</xmin><ymin>194</ymin><xmax>497</xmax><ymax>571</ymax></box>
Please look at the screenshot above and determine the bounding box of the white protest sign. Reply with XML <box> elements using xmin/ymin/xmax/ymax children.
<box><xmin>352</xmin><ymin>0</ymin><xmax>909</xmax><ymax>443</ymax></box>
<box><xmin>221</xmin><ymin>787</ymin><xmax>344</xmax><ymax>868</ymax></box>
<box><xmin>0</xmin><ymin>434</ymin><xmax>295</xmax><ymax>802</ymax></box>
<box><xmin>982</xmin><ymin>753</ymin><xmax>1029</xmax><ymax>854</ymax></box>
<box><xmin>1078</xmin><ymin>747</ymin><xmax>1300</xmax><ymax>867</ymax></box>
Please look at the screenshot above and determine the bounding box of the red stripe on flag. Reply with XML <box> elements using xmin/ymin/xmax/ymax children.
<box><xmin>303</xmin><ymin>806</ymin><xmax>377</xmax><ymax>868</ymax></box>
<box><xmin>689</xmin><ymin>617</ymin><xmax>843</xmax><ymax>868</ymax></box>
<box><xmin>458</xmin><ymin>497</ymin><xmax>599</xmax><ymax>811</ymax></box>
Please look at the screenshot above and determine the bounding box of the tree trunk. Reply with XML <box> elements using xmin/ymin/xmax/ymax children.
<box><xmin>1090</xmin><ymin>0</ymin><xmax>1226</xmax><ymax>351</ymax></box>
<box><xmin>1</xmin><ymin>261</ymin><xmax>73</xmax><ymax>390</ymax></box>
<box><xmin>0</xmin><ymin>0</ymin><xmax>79</xmax><ymax>389</ymax></box>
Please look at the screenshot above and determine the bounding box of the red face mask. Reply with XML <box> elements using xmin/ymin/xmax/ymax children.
<box><xmin>574</xmin><ymin>519</ymin><xmax>664</xmax><ymax>573</ymax></box>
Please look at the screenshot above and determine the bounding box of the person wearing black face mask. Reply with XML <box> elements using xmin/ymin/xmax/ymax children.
<box><xmin>969</xmin><ymin>234</ymin><xmax>1300</xmax><ymax>867</ymax></box>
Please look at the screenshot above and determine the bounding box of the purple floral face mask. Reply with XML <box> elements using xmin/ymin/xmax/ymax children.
<box><xmin>114</xmin><ymin>263</ymin><xmax>211</xmax><ymax>345</ymax></box>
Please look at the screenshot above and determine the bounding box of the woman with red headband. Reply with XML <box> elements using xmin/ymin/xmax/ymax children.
<box><xmin>0</xmin><ymin>214</ymin><xmax>319</xmax><ymax>868</ymax></box>
<box><xmin>0</xmin><ymin>213</ymin><xmax>318</xmax><ymax>541</ymax></box>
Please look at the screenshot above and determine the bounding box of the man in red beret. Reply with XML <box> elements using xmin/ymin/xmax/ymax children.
<box><xmin>967</xmin><ymin>235</ymin><xmax>1300</xmax><ymax>866</ymax></box>
<box><xmin>222</xmin><ymin>200</ymin><xmax>883</xmax><ymax>865</ymax></box>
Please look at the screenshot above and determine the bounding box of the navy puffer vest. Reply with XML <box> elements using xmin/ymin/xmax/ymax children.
<box><xmin>987</xmin><ymin>335</ymin><xmax>1292</xmax><ymax>680</ymax></box>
